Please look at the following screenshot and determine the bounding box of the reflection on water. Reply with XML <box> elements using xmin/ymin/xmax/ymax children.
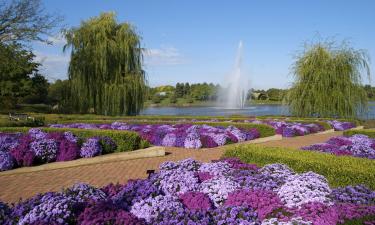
<box><xmin>140</xmin><ymin>105</ymin><xmax>290</xmax><ymax>117</ymax></box>
<box><xmin>141</xmin><ymin>103</ymin><xmax>375</xmax><ymax>119</ymax></box>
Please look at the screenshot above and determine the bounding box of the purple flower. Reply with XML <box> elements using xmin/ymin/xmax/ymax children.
<box><xmin>277</xmin><ymin>172</ymin><xmax>332</xmax><ymax>208</ymax></box>
<box><xmin>184</xmin><ymin>131</ymin><xmax>202</xmax><ymax>149</ymax></box>
<box><xmin>78</xmin><ymin>200</ymin><xmax>145</xmax><ymax>225</ymax></box>
<box><xmin>30</xmin><ymin>139</ymin><xmax>58</xmax><ymax>162</ymax></box>
<box><xmin>152</xmin><ymin>208</ymin><xmax>211</xmax><ymax>225</ymax></box>
<box><xmin>0</xmin><ymin>201</ymin><xmax>11</xmax><ymax>224</ymax></box>
<box><xmin>80</xmin><ymin>138</ymin><xmax>102</xmax><ymax>158</ymax></box>
<box><xmin>179</xmin><ymin>192</ymin><xmax>212</xmax><ymax>211</ymax></box>
<box><xmin>157</xmin><ymin>168</ymin><xmax>199</xmax><ymax>196</ymax></box>
<box><xmin>113</xmin><ymin>179</ymin><xmax>160</xmax><ymax>210</ymax></box>
<box><xmin>211</xmin><ymin>205</ymin><xmax>260</xmax><ymax>224</ymax></box>
<box><xmin>331</xmin><ymin>185</ymin><xmax>375</xmax><ymax>205</ymax></box>
<box><xmin>64</xmin><ymin>183</ymin><xmax>107</xmax><ymax>202</ymax></box>
<box><xmin>282</xmin><ymin>127</ymin><xmax>296</xmax><ymax>137</ymax></box>
<box><xmin>9</xmin><ymin>135</ymin><xmax>35</xmax><ymax>167</ymax></box>
<box><xmin>18</xmin><ymin>193</ymin><xmax>78</xmax><ymax>225</ymax></box>
<box><xmin>28</xmin><ymin>128</ymin><xmax>47</xmax><ymax>140</ymax></box>
<box><xmin>56</xmin><ymin>139</ymin><xmax>80</xmax><ymax>161</ymax></box>
<box><xmin>0</xmin><ymin>133</ymin><xmax>20</xmax><ymax>152</ymax></box>
<box><xmin>130</xmin><ymin>195</ymin><xmax>183</xmax><ymax>223</ymax></box>
<box><xmin>327</xmin><ymin>120</ymin><xmax>356</xmax><ymax>131</ymax></box>
<box><xmin>200</xmin><ymin>176</ymin><xmax>239</xmax><ymax>207</ymax></box>
<box><xmin>63</xmin><ymin>131</ymin><xmax>78</xmax><ymax>143</ymax></box>
<box><xmin>225</xmin><ymin>189</ymin><xmax>284</xmax><ymax>219</ymax></box>
<box><xmin>302</xmin><ymin>134</ymin><xmax>375</xmax><ymax>159</ymax></box>
<box><xmin>0</xmin><ymin>151</ymin><xmax>14</xmax><ymax>171</ymax></box>
<box><xmin>293</xmin><ymin>202</ymin><xmax>339</xmax><ymax>225</ymax></box>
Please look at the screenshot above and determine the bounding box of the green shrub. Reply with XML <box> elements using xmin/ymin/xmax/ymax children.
<box><xmin>223</xmin><ymin>145</ymin><xmax>375</xmax><ymax>189</ymax></box>
<box><xmin>0</xmin><ymin>117</ymin><xmax>45</xmax><ymax>127</ymax></box>
<box><xmin>344</xmin><ymin>129</ymin><xmax>375</xmax><ymax>138</ymax></box>
<box><xmin>0</xmin><ymin>127</ymin><xmax>149</xmax><ymax>152</ymax></box>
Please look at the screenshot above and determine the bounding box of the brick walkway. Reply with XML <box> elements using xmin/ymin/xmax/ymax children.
<box><xmin>0</xmin><ymin>132</ymin><xmax>342</xmax><ymax>203</ymax></box>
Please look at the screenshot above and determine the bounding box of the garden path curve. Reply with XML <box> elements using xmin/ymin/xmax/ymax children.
<box><xmin>0</xmin><ymin>131</ymin><xmax>342</xmax><ymax>203</ymax></box>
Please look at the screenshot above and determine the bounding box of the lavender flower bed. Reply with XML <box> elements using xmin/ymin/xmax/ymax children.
<box><xmin>244</xmin><ymin>119</ymin><xmax>325</xmax><ymax>137</ymax></box>
<box><xmin>0</xmin><ymin>128</ymin><xmax>117</xmax><ymax>171</ymax></box>
<box><xmin>50</xmin><ymin>122</ymin><xmax>261</xmax><ymax>149</ymax></box>
<box><xmin>327</xmin><ymin>120</ymin><xmax>356</xmax><ymax>131</ymax></box>
<box><xmin>302</xmin><ymin>134</ymin><xmax>375</xmax><ymax>159</ymax></box>
<box><xmin>1</xmin><ymin>158</ymin><xmax>374</xmax><ymax>224</ymax></box>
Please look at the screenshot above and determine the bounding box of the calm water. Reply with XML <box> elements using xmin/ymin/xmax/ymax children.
<box><xmin>140</xmin><ymin>104</ymin><xmax>375</xmax><ymax>119</ymax></box>
<box><xmin>140</xmin><ymin>105</ymin><xmax>289</xmax><ymax>117</ymax></box>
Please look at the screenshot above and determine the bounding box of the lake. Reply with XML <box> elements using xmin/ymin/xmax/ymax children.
<box><xmin>140</xmin><ymin>104</ymin><xmax>375</xmax><ymax>119</ymax></box>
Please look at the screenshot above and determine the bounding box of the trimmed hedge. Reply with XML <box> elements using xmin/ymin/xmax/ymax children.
<box><xmin>223</xmin><ymin>145</ymin><xmax>375</xmax><ymax>189</ymax></box>
<box><xmin>344</xmin><ymin>129</ymin><xmax>375</xmax><ymax>138</ymax></box>
<box><xmin>0</xmin><ymin>127</ymin><xmax>149</xmax><ymax>152</ymax></box>
<box><xmin>0</xmin><ymin>117</ymin><xmax>45</xmax><ymax>127</ymax></box>
<box><xmin>52</xmin><ymin>120</ymin><xmax>276</xmax><ymax>138</ymax></box>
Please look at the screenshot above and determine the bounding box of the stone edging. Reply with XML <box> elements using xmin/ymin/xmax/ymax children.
<box><xmin>0</xmin><ymin>147</ymin><xmax>165</xmax><ymax>176</ymax></box>
<box><xmin>313</xmin><ymin>129</ymin><xmax>335</xmax><ymax>135</ymax></box>
<box><xmin>348</xmin><ymin>126</ymin><xmax>364</xmax><ymax>130</ymax></box>
<box><xmin>246</xmin><ymin>134</ymin><xmax>282</xmax><ymax>143</ymax></box>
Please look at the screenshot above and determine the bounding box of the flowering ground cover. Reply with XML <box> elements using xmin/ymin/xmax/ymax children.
<box><xmin>50</xmin><ymin>122</ymin><xmax>261</xmax><ymax>149</ymax></box>
<box><xmin>244</xmin><ymin>119</ymin><xmax>326</xmax><ymax>137</ymax></box>
<box><xmin>0</xmin><ymin>128</ymin><xmax>117</xmax><ymax>171</ymax></box>
<box><xmin>327</xmin><ymin>120</ymin><xmax>356</xmax><ymax>131</ymax></box>
<box><xmin>224</xmin><ymin>145</ymin><xmax>375</xmax><ymax>189</ymax></box>
<box><xmin>301</xmin><ymin>134</ymin><xmax>375</xmax><ymax>159</ymax></box>
<box><xmin>167</xmin><ymin>118</ymin><xmax>356</xmax><ymax>137</ymax></box>
<box><xmin>0</xmin><ymin>158</ymin><xmax>374</xmax><ymax>224</ymax></box>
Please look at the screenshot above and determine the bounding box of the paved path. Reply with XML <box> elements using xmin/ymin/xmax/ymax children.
<box><xmin>0</xmin><ymin>131</ymin><xmax>342</xmax><ymax>203</ymax></box>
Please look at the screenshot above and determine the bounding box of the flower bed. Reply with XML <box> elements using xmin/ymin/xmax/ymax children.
<box><xmin>327</xmin><ymin>120</ymin><xmax>356</xmax><ymax>131</ymax></box>
<box><xmin>224</xmin><ymin>145</ymin><xmax>375</xmax><ymax>189</ymax></box>
<box><xmin>0</xmin><ymin>128</ymin><xmax>118</xmax><ymax>171</ymax></box>
<box><xmin>50</xmin><ymin>123</ymin><xmax>261</xmax><ymax>149</ymax></box>
<box><xmin>1</xmin><ymin>158</ymin><xmax>374</xmax><ymax>224</ymax></box>
<box><xmin>301</xmin><ymin>134</ymin><xmax>375</xmax><ymax>159</ymax></box>
<box><xmin>244</xmin><ymin>119</ymin><xmax>326</xmax><ymax>137</ymax></box>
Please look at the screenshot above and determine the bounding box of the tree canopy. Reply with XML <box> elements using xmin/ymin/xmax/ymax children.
<box><xmin>0</xmin><ymin>42</ymin><xmax>43</xmax><ymax>107</ymax></box>
<box><xmin>0</xmin><ymin>0</ymin><xmax>62</xmax><ymax>44</ymax></box>
<box><xmin>285</xmin><ymin>40</ymin><xmax>370</xmax><ymax>118</ymax></box>
<box><xmin>64</xmin><ymin>12</ymin><xmax>147</xmax><ymax>115</ymax></box>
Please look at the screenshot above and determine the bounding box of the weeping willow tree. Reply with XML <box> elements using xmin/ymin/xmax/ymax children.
<box><xmin>285</xmin><ymin>40</ymin><xmax>370</xmax><ymax>118</ymax></box>
<box><xmin>63</xmin><ymin>12</ymin><xmax>146</xmax><ymax>115</ymax></box>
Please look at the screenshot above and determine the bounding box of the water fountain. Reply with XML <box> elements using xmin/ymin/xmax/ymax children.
<box><xmin>219</xmin><ymin>41</ymin><xmax>250</xmax><ymax>109</ymax></box>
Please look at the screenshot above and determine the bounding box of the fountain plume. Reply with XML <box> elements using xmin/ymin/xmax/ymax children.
<box><xmin>219</xmin><ymin>41</ymin><xmax>250</xmax><ymax>108</ymax></box>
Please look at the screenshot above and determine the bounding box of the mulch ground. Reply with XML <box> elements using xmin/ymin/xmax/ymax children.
<box><xmin>0</xmin><ymin>131</ymin><xmax>342</xmax><ymax>203</ymax></box>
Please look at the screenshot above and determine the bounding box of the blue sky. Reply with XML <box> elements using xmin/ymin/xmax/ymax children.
<box><xmin>33</xmin><ymin>0</ymin><xmax>375</xmax><ymax>89</ymax></box>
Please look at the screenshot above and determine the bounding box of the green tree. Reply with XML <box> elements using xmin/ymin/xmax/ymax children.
<box><xmin>0</xmin><ymin>43</ymin><xmax>39</xmax><ymax>108</ymax></box>
<box><xmin>169</xmin><ymin>94</ymin><xmax>177</xmax><ymax>104</ymax></box>
<box><xmin>184</xmin><ymin>82</ymin><xmax>191</xmax><ymax>96</ymax></box>
<box><xmin>48</xmin><ymin>79</ymin><xmax>72</xmax><ymax>111</ymax></box>
<box><xmin>0</xmin><ymin>0</ymin><xmax>62</xmax><ymax>44</ymax></box>
<box><xmin>175</xmin><ymin>83</ymin><xmax>184</xmax><ymax>98</ymax></box>
<box><xmin>64</xmin><ymin>12</ymin><xmax>147</xmax><ymax>115</ymax></box>
<box><xmin>286</xmin><ymin>40</ymin><xmax>370</xmax><ymax>118</ymax></box>
<box><xmin>23</xmin><ymin>74</ymin><xmax>49</xmax><ymax>104</ymax></box>
<box><xmin>266</xmin><ymin>88</ymin><xmax>285</xmax><ymax>101</ymax></box>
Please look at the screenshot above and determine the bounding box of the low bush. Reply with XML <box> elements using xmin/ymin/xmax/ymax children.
<box><xmin>344</xmin><ymin>129</ymin><xmax>375</xmax><ymax>138</ymax></box>
<box><xmin>0</xmin><ymin>117</ymin><xmax>45</xmax><ymax>127</ymax></box>
<box><xmin>0</xmin><ymin>127</ymin><xmax>148</xmax><ymax>152</ymax></box>
<box><xmin>223</xmin><ymin>145</ymin><xmax>375</xmax><ymax>189</ymax></box>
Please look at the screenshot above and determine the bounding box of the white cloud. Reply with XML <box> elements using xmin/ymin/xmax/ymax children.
<box><xmin>34</xmin><ymin>51</ymin><xmax>70</xmax><ymax>81</ymax></box>
<box><xmin>143</xmin><ymin>46</ymin><xmax>186</xmax><ymax>66</ymax></box>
